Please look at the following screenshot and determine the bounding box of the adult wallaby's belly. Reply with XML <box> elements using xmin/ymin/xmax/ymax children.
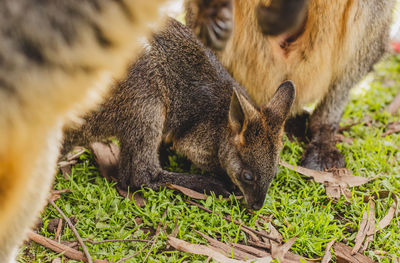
<box><xmin>220</xmin><ymin>0</ymin><xmax>382</xmax><ymax>113</ymax></box>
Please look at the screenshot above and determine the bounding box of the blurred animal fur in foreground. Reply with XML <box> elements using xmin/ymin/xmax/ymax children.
<box><xmin>0</xmin><ymin>0</ymin><xmax>233</xmax><ymax>262</ymax></box>
<box><xmin>187</xmin><ymin>0</ymin><xmax>394</xmax><ymax>171</ymax></box>
<box><xmin>62</xmin><ymin>19</ymin><xmax>295</xmax><ymax>211</ymax></box>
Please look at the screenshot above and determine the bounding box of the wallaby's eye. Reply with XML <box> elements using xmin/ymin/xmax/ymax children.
<box><xmin>241</xmin><ymin>170</ymin><xmax>254</xmax><ymax>182</ymax></box>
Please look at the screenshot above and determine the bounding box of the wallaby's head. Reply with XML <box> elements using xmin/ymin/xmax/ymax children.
<box><xmin>222</xmin><ymin>81</ymin><xmax>295</xmax><ymax>210</ymax></box>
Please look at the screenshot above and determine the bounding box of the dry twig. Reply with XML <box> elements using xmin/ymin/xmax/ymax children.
<box><xmin>194</xmin><ymin>230</ymin><xmax>256</xmax><ymax>260</ymax></box>
<box><xmin>230</xmin><ymin>243</ymin><xmax>270</xmax><ymax>258</ymax></box>
<box><xmin>271</xmin><ymin>237</ymin><xmax>297</xmax><ymax>261</ymax></box>
<box><xmin>54</xmin><ymin>218</ymin><xmax>63</xmax><ymax>241</ymax></box>
<box><xmin>142</xmin><ymin>207</ymin><xmax>169</xmax><ymax>262</ymax></box>
<box><xmin>85</xmin><ymin>238</ymin><xmax>149</xmax><ymax>245</ymax></box>
<box><xmin>334</xmin><ymin>242</ymin><xmax>375</xmax><ymax>263</ymax></box>
<box><xmin>385</xmin><ymin>91</ymin><xmax>400</xmax><ymax>115</ymax></box>
<box><xmin>27</xmin><ymin>231</ymin><xmax>107</xmax><ymax>263</ymax></box>
<box><xmin>48</xmin><ymin>198</ymin><xmax>93</xmax><ymax>263</ymax></box>
<box><xmin>279</xmin><ymin>160</ymin><xmax>373</xmax><ymax>199</ymax></box>
<box><xmin>49</xmin><ymin>189</ymin><xmax>73</xmax><ymax>202</ymax></box>
<box><xmin>167</xmin><ymin>236</ymin><xmax>273</xmax><ymax>263</ymax></box>
<box><xmin>115</xmin><ymin>242</ymin><xmax>152</xmax><ymax>263</ymax></box>
<box><xmin>185</xmin><ymin>199</ymin><xmax>281</xmax><ymax>243</ymax></box>
<box><xmin>321</xmin><ymin>239</ymin><xmax>336</xmax><ymax>263</ymax></box>
<box><xmin>381</xmin><ymin>122</ymin><xmax>400</xmax><ymax>137</ymax></box>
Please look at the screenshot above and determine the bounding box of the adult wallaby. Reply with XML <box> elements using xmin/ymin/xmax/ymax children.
<box><xmin>0</xmin><ymin>1</ymin><xmax>234</xmax><ymax>262</ymax></box>
<box><xmin>186</xmin><ymin>0</ymin><xmax>394</xmax><ymax>170</ymax></box>
<box><xmin>63</xmin><ymin>18</ymin><xmax>296</xmax><ymax>211</ymax></box>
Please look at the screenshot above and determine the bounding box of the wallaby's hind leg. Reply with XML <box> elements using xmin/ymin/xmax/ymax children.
<box><xmin>61</xmin><ymin>127</ymin><xmax>91</xmax><ymax>156</ymax></box>
<box><xmin>301</xmin><ymin>79</ymin><xmax>348</xmax><ymax>170</ymax></box>
<box><xmin>116</xmin><ymin>104</ymin><xmax>230</xmax><ymax>196</ymax></box>
<box><xmin>301</xmin><ymin>10</ymin><xmax>390</xmax><ymax>170</ymax></box>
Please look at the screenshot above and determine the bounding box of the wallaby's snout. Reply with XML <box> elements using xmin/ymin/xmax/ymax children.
<box><xmin>224</xmin><ymin>81</ymin><xmax>296</xmax><ymax>210</ymax></box>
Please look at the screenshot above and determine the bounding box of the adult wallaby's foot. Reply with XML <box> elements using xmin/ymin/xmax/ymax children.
<box><xmin>301</xmin><ymin>141</ymin><xmax>345</xmax><ymax>171</ymax></box>
<box><xmin>185</xmin><ymin>0</ymin><xmax>232</xmax><ymax>51</ymax></box>
<box><xmin>284</xmin><ymin>111</ymin><xmax>310</xmax><ymax>141</ymax></box>
<box><xmin>301</xmin><ymin>124</ymin><xmax>345</xmax><ymax>170</ymax></box>
<box><xmin>286</xmin><ymin>112</ymin><xmax>345</xmax><ymax>170</ymax></box>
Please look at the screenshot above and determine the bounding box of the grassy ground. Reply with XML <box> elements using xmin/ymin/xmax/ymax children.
<box><xmin>18</xmin><ymin>55</ymin><xmax>400</xmax><ymax>262</ymax></box>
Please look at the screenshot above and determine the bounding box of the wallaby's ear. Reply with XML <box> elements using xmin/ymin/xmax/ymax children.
<box><xmin>263</xmin><ymin>80</ymin><xmax>296</xmax><ymax>126</ymax></box>
<box><xmin>229</xmin><ymin>86</ymin><xmax>258</xmax><ymax>134</ymax></box>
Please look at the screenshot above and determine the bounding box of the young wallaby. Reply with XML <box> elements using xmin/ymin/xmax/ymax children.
<box><xmin>63</xmin><ymin>18</ymin><xmax>296</xmax><ymax>211</ymax></box>
<box><xmin>0</xmin><ymin>1</ymin><xmax>234</xmax><ymax>262</ymax></box>
<box><xmin>186</xmin><ymin>0</ymin><xmax>394</xmax><ymax>171</ymax></box>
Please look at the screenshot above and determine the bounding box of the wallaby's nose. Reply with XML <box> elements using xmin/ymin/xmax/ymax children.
<box><xmin>251</xmin><ymin>202</ymin><xmax>263</xmax><ymax>211</ymax></box>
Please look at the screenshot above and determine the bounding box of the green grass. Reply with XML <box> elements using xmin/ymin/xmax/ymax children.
<box><xmin>18</xmin><ymin>55</ymin><xmax>400</xmax><ymax>262</ymax></box>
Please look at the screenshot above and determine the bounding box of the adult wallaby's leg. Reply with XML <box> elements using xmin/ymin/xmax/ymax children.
<box><xmin>302</xmin><ymin>2</ymin><xmax>392</xmax><ymax>170</ymax></box>
<box><xmin>301</xmin><ymin>79</ymin><xmax>349</xmax><ymax>170</ymax></box>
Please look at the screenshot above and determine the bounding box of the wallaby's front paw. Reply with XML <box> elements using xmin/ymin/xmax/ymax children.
<box><xmin>155</xmin><ymin>171</ymin><xmax>232</xmax><ymax>197</ymax></box>
<box><xmin>195</xmin><ymin>177</ymin><xmax>231</xmax><ymax>197</ymax></box>
<box><xmin>192</xmin><ymin>0</ymin><xmax>232</xmax><ymax>51</ymax></box>
<box><xmin>301</xmin><ymin>141</ymin><xmax>346</xmax><ymax>171</ymax></box>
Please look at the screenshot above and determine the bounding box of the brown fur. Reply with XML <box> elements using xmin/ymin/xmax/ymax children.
<box><xmin>256</xmin><ymin>0</ymin><xmax>309</xmax><ymax>36</ymax></box>
<box><xmin>188</xmin><ymin>0</ymin><xmax>394</xmax><ymax>170</ymax></box>
<box><xmin>0</xmin><ymin>1</ymin><xmax>232</xmax><ymax>261</ymax></box>
<box><xmin>185</xmin><ymin>0</ymin><xmax>233</xmax><ymax>50</ymax></box>
<box><xmin>62</xmin><ymin>19</ymin><xmax>295</xmax><ymax>212</ymax></box>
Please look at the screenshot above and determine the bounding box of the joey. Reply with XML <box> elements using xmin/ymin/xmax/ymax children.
<box><xmin>63</xmin><ymin>19</ymin><xmax>295</xmax><ymax>210</ymax></box>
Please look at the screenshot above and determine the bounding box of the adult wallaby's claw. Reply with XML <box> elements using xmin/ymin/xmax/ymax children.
<box><xmin>190</xmin><ymin>0</ymin><xmax>232</xmax><ymax>51</ymax></box>
<box><xmin>301</xmin><ymin>141</ymin><xmax>346</xmax><ymax>171</ymax></box>
<box><xmin>256</xmin><ymin>0</ymin><xmax>308</xmax><ymax>35</ymax></box>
